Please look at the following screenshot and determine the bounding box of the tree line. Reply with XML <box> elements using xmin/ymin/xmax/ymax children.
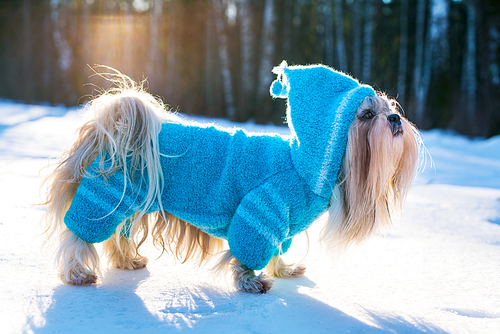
<box><xmin>0</xmin><ymin>0</ymin><xmax>499</xmax><ymax>136</ymax></box>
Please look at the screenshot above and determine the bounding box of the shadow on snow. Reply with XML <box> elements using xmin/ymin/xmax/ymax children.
<box><xmin>23</xmin><ymin>267</ymin><xmax>446</xmax><ymax>334</ymax></box>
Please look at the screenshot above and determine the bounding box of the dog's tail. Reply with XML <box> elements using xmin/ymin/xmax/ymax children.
<box><xmin>42</xmin><ymin>69</ymin><xmax>173</xmax><ymax>250</ymax></box>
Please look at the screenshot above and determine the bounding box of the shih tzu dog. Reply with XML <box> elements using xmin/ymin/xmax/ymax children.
<box><xmin>43</xmin><ymin>61</ymin><xmax>419</xmax><ymax>293</ymax></box>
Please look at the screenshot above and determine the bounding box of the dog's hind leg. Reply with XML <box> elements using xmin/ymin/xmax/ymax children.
<box><xmin>102</xmin><ymin>233</ymin><xmax>148</xmax><ymax>270</ymax></box>
<box><xmin>57</xmin><ymin>228</ymin><xmax>99</xmax><ymax>285</ymax></box>
<box><xmin>265</xmin><ymin>255</ymin><xmax>306</xmax><ymax>278</ymax></box>
<box><xmin>102</xmin><ymin>215</ymin><xmax>149</xmax><ymax>270</ymax></box>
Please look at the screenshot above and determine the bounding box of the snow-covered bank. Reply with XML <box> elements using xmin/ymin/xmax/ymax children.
<box><xmin>0</xmin><ymin>101</ymin><xmax>499</xmax><ymax>333</ymax></box>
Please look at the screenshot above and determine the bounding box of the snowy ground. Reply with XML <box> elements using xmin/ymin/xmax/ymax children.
<box><xmin>0</xmin><ymin>100</ymin><xmax>499</xmax><ymax>333</ymax></box>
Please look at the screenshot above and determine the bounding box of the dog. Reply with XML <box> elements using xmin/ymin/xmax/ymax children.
<box><xmin>43</xmin><ymin>61</ymin><xmax>419</xmax><ymax>293</ymax></box>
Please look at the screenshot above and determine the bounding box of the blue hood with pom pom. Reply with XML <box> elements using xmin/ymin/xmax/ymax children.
<box><xmin>270</xmin><ymin>61</ymin><xmax>376</xmax><ymax>199</ymax></box>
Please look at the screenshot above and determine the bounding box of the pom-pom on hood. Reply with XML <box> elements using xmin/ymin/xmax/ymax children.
<box><xmin>270</xmin><ymin>61</ymin><xmax>376</xmax><ymax>199</ymax></box>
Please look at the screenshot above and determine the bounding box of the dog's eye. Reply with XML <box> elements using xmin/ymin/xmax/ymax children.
<box><xmin>361</xmin><ymin>110</ymin><xmax>375</xmax><ymax>120</ymax></box>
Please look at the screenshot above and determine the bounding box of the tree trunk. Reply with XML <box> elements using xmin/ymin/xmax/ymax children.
<box><xmin>123</xmin><ymin>6</ymin><xmax>133</xmax><ymax>76</ymax></box>
<box><xmin>147</xmin><ymin>0</ymin><xmax>163</xmax><ymax>89</ymax></box>
<box><xmin>412</xmin><ymin>0</ymin><xmax>426</xmax><ymax>122</ymax></box>
<box><xmin>239</xmin><ymin>0</ymin><xmax>255</xmax><ymax>119</ymax></box>
<box><xmin>22</xmin><ymin>0</ymin><xmax>32</xmax><ymax>101</ymax></box>
<box><xmin>415</xmin><ymin>0</ymin><xmax>450</xmax><ymax>125</ymax></box>
<box><xmin>50</xmin><ymin>0</ymin><xmax>73</xmax><ymax>101</ymax></box>
<box><xmin>205</xmin><ymin>6</ymin><xmax>215</xmax><ymax>111</ymax></box>
<box><xmin>81</xmin><ymin>0</ymin><xmax>92</xmax><ymax>101</ymax></box>
<box><xmin>256</xmin><ymin>0</ymin><xmax>276</xmax><ymax>122</ymax></box>
<box><xmin>362</xmin><ymin>0</ymin><xmax>374</xmax><ymax>83</ymax></box>
<box><xmin>430</xmin><ymin>0</ymin><xmax>449</xmax><ymax>69</ymax></box>
<box><xmin>462</xmin><ymin>0</ymin><xmax>477</xmax><ymax>123</ymax></box>
<box><xmin>323</xmin><ymin>0</ymin><xmax>334</xmax><ymax>67</ymax></box>
<box><xmin>213</xmin><ymin>0</ymin><xmax>236</xmax><ymax>120</ymax></box>
<box><xmin>488</xmin><ymin>25</ymin><xmax>500</xmax><ymax>86</ymax></box>
<box><xmin>415</xmin><ymin>25</ymin><xmax>432</xmax><ymax>126</ymax></box>
<box><xmin>397</xmin><ymin>0</ymin><xmax>408</xmax><ymax>106</ymax></box>
<box><xmin>282</xmin><ymin>0</ymin><xmax>293</xmax><ymax>60</ymax></box>
<box><xmin>43</xmin><ymin>0</ymin><xmax>52</xmax><ymax>98</ymax></box>
<box><xmin>352</xmin><ymin>0</ymin><xmax>362</xmax><ymax>78</ymax></box>
<box><xmin>334</xmin><ymin>0</ymin><xmax>347</xmax><ymax>72</ymax></box>
<box><xmin>165</xmin><ymin>1</ymin><xmax>176</xmax><ymax>101</ymax></box>
<box><xmin>293</xmin><ymin>0</ymin><xmax>305</xmax><ymax>49</ymax></box>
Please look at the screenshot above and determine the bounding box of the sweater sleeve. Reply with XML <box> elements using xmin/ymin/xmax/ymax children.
<box><xmin>63</xmin><ymin>157</ymin><xmax>150</xmax><ymax>243</ymax></box>
<box><xmin>227</xmin><ymin>173</ymin><xmax>294</xmax><ymax>270</ymax></box>
<box><xmin>226</xmin><ymin>167</ymin><xmax>330</xmax><ymax>270</ymax></box>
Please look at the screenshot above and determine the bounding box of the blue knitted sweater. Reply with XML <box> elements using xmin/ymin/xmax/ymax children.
<box><xmin>64</xmin><ymin>62</ymin><xmax>375</xmax><ymax>270</ymax></box>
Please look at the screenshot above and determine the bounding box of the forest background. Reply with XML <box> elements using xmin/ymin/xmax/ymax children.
<box><xmin>0</xmin><ymin>0</ymin><xmax>499</xmax><ymax>137</ymax></box>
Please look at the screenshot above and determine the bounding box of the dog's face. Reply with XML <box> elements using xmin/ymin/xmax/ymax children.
<box><xmin>345</xmin><ymin>96</ymin><xmax>418</xmax><ymax>187</ymax></box>
<box><xmin>347</xmin><ymin>95</ymin><xmax>418</xmax><ymax>188</ymax></box>
<box><xmin>325</xmin><ymin>95</ymin><xmax>419</xmax><ymax>248</ymax></box>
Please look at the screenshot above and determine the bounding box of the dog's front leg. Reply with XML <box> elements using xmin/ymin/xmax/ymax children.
<box><xmin>215</xmin><ymin>250</ymin><xmax>273</xmax><ymax>293</ymax></box>
<box><xmin>56</xmin><ymin>228</ymin><xmax>100</xmax><ymax>285</ymax></box>
<box><xmin>231</xmin><ymin>258</ymin><xmax>273</xmax><ymax>294</ymax></box>
<box><xmin>226</xmin><ymin>181</ymin><xmax>292</xmax><ymax>293</ymax></box>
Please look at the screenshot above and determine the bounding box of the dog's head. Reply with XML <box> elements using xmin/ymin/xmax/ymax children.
<box><xmin>335</xmin><ymin>94</ymin><xmax>419</xmax><ymax>247</ymax></box>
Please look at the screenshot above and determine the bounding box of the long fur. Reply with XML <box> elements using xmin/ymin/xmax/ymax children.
<box><xmin>42</xmin><ymin>70</ymin><xmax>223</xmax><ymax>282</ymax></box>
<box><xmin>43</xmin><ymin>71</ymin><xmax>419</xmax><ymax>291</ymax></box>
<box><xmin>43</xmin><ymin>70</ymin><xmax>167</xmax><ymax>239</ymax></box>
<box><xmin>265</xmin><ymin>256</ymin><xmax>306</xmax><ymax>278</ymax></box>
<box><xmin>56</xmin><ymin>229</ymin><xmax>99</xmax><ymax>285</ymax></box>
<box><xmin>102</xmin><ymin>213</ymin><xmax>149</xmax><ymax>270</ymax></box>
<box><xmin>151</xmin><ymin>211</ymin><xmax>224</xmax><ymax>265</ymax></box>
<box><xmin>321</xmin><ymin>95</ymin><xmax>419</xmax><ymax>250</ymax></box>
<box><xmin>213</xmin><ymin>251</ymin><xmax>273</xmax><ymax>294</ymax></box>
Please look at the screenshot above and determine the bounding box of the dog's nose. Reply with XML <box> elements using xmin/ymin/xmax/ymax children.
<box><xmin>388</xmin><ymin>114</ymin><xmax>401</xmax><ymax>124</ymax></box>
<box><xmin>388</xmin><ymin>114</ymin><xmax>403</xmax><ymax>135</ymax></box>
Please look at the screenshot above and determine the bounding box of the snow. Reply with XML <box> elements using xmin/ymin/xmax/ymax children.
<box><xmin>0</xmin><ymin>100</ymin><xmax>499</xmax><ymax>333</ymax></box>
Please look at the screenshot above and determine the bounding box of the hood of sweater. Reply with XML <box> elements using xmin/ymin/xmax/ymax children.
<box><xmin>270</xmin><ymin>61</ymin><xmax>376</xmax><ymax>200</ymax></box>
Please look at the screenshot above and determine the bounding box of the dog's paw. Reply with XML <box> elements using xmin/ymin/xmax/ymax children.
<box><xmin>254</xmin><ymin>274</ymin><xmax>274</xmax><ymax>293</ymax></box>
<box><xmin>130</xmin><ymin>256</ymin><xmax>148</xmax><ymax>270</ymax></box>
<box><xmin>111</xmin><ymin>255</ymin><xmax>149</xmax><ymax>270</ymax></box>
<box><xmin>61</xmin><ymin>270</ymin><xmax>98</xmax><ymax>286</ymax></box>
<box><xmin>289</xmin><ymin>264</ymin><xmax>306</xmax><ymax>278</ymax></box>
<box><xmin>266</xmin><ymin>257</ymin><xmax>306</xmax><ymax>278</ymax></box>
<box><xmin>70</xmin><ymin>273</ymin><xmax>98</xmax><ymax>286</ymax></box>
<box><xmin>236</xmin><ymin>273</ymin><xmax>274</xmax><ymax>294</ymax></box>
<box><xmin>275</xmin><ymin>265</ymin><xmax>306</xmax><ymax>278</ymax></box>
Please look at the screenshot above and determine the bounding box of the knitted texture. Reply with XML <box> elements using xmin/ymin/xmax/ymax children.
<box><xmin>270</xmin><ymin>61</ymin><xmax>376</xmax><ymax>199</ymax></box>
<box><xmin>64</xmin><ymin>61</ymin><xmax>376</xmax><ymax>270</ymax></box>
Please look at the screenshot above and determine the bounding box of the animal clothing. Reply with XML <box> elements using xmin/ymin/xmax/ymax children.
<box><xmin>64</xmin><ymin>61</ymin><xmax>376</xmax><ymax>270</ymax></box>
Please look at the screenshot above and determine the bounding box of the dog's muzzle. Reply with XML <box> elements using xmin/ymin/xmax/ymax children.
<box><xmin>388</xmin><ymin>114</ymin><xmax>403</xmax><ymax>136</ymax></box>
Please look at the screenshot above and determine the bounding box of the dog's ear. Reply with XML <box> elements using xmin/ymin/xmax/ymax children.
<box><xmin>320</xmin><ymin>119</ymin><xmax>380</xmax><ymax>250</ymax></box>
<box><xmin>338</xmin><ymin>118</ymin><xmax>391</xmax><ymax>248</ymax></box>
<box><xmin>390</xmin><ymin>118</ymin><xmax>419</xmax><ymax>211</ymax></box>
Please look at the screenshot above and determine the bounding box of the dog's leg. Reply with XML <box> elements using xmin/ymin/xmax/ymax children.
<box><xmin>265</xmin><ymin>255</ymin><xmax>306</xmax><ymax>278</ymax></box>
<box><xmin>215</xmin><ymin>250</ymin><xmax>273</xmax><ymax>293</ymax></box>
<box><xmin>102</xmin><ymin>233</ymin><xmax>148</xmax><ymax>270</ymax></box>
<box><xmin>232</xmin><ymin>260</ymin><xmax>274</xmax><ymax>294</ymax></box>
<box><xmin>57</xmin><ymin>228</ymin><xmax>99</xmax><ymax>285</ymax></box>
